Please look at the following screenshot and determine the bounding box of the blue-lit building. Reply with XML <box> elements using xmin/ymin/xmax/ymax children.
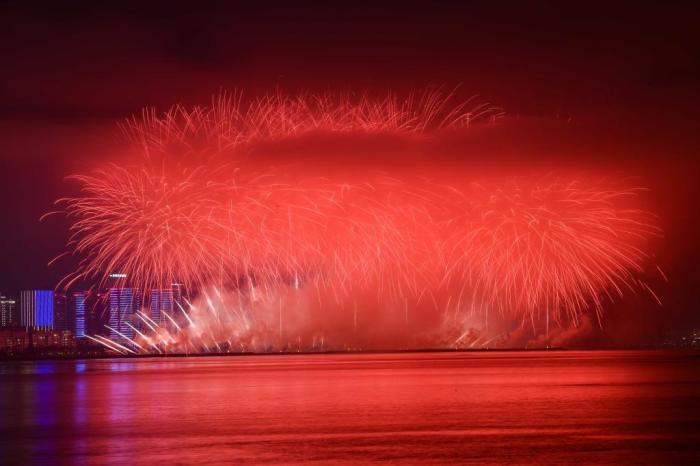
<box><xmin>71</xmin><ymin>291</ymin><xmax>87</xmax><ymax>338</ymax></box>
<box><xmin>108</xmin><ymin>286</ymin><xmax>141</xmax><ymax>340</ymax></box>
<box><xmin>20</xmin><ymin>290</ymin><xmax>54</xmax><ymax>330</ymax></box>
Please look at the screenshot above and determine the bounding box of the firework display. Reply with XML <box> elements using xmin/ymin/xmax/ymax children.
<box><xmin>55</xmin><ymin>91</ymin><xmax>660</xmax><ymax>353</ymax></box>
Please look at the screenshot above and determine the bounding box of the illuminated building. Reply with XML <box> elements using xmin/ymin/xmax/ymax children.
<box><xmin>0</xmin><ymin>294</ymin><xmax>17</xmax><ymax>327</ymax></box>
<box><xmin>108</xmin><ymin>288</ymin><xmax>141</xmax><ymax>340</ymax></box>
<box><xmin>20</xmin><ymin>290</ymin><xmax>54</xmax><ymax>330</ymax></box>
<box><xmin>150</xmin><ymin>288</ymin><xmax>174</xmax><ymax>324</ymax></box>
<box><xmin>70</xmin><ymin>291</ymin><xmax>87</xmax><ymax>338</ymax></box>
<box><xmin>108</xmin><ymin>273</ymin><xmax>141</xmax><ymax>340</ymax></box>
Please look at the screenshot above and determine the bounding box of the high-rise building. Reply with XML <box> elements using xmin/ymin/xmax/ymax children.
<box><xmin>70</xmin><ymin>291</ymin><xmax>87</xmax><ymax>338</ymax></box>
<box><xmin>53</xmin><ymin>292</ymin><xmax>69</xmax><ymax>331</ymax></box>
<box><xmin>107</xmin><ymin>274</ymin><xmax>142</xmax><ymax>340</ymax></box>
<box><xmin>150</xmin><ymin>288</ymin><xmax>174</xmax><ymax>325</ymax></box>
<box><xmin>20</xmin><ymin>290</ymin><xmax>54</xmax><ymax>330</ymax></box>
<box><xmin>0</xmin><ymin>294</ymin><xmax>17</xmax><ymax>327</ymax></box>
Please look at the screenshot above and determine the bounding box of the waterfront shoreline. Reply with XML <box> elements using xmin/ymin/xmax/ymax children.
<box><xmin>3</xmin><ymin>346</ymin><xmax>698</xmax><ymax>363</ymax></box>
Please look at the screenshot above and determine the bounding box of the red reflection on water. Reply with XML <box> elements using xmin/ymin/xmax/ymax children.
<box><xmin>1</xmin><ymin>351</ymin><xmax>699</xmax><ymax>465</ymax></box>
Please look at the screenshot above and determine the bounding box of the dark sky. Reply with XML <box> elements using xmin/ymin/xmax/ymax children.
<box><xmin>1</xmin><ymin>2</ymin><xmax>699</xmax><ymax>341</ymax></box>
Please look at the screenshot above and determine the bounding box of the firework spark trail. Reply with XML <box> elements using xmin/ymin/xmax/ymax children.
<box><xmin>441</xmin><ymin>179</ymin><xmax>661</xmax><ymax>325</ymax></box>
<box><xmin>123</xmin><ymin>90</ymin><xmax>503</xmax><ymax>155</ymax></box>
<box><xmin>54</xmin><ymin>90</ymin><xmax>662</xmax><ymax>353</ymax></box>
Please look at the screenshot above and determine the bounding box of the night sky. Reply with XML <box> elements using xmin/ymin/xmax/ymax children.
<box><xmin>1</xmin><ymin>2</ymin><xmax>698</xmax><ymax>343</ymax></box>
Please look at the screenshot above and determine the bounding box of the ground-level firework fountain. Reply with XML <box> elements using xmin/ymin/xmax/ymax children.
<box><xmin>52</xmin><ymin>90</ymin><xmax>662</xmax><ymax>354</ymax></box>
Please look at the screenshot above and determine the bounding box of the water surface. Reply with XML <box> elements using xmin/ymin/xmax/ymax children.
<box><xmin>1</xmin><ymin>350</ymin><xmax>699</xmax><ymax>465</ymax></box>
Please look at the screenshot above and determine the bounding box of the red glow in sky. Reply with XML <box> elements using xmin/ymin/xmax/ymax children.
<box><xmin>0</xmin><ymin>2</ymin><xmax>698</xmax><ymax>347</ymax></box>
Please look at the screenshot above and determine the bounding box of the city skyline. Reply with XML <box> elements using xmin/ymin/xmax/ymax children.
<box><xmin>0</xmin><ymin>276</ymin><xmax>190</xmax><ymax>349</ymax></box>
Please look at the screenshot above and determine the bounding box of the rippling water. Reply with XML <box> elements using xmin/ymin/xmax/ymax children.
<box><xmin>1</xmin><ymin>350</ymin><xmax>699</xmax><ymax>465</ymax></box>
